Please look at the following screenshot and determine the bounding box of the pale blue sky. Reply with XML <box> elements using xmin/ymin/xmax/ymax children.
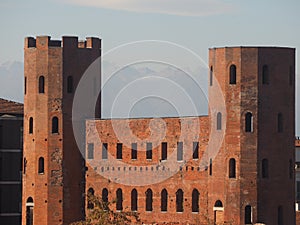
<box><xmin>0</xmin><ymin>0</ymin><xmax>300</xmax><ymax>134</ymax></box>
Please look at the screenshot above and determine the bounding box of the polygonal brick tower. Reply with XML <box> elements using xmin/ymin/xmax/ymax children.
<box><xmin>208</xmin><ymin>47</ymin><xmax>295</xmax><ymax>224</ymax></box>
<box><xmin>22</xmin><ymin>36</ymin><xmax>101</xmax><ymax>225</ymax></box>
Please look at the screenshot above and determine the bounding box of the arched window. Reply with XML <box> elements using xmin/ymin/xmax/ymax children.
<box><xmin>278</xmin><ymin>113</ymin><xmax>283</xmax><ymax>133</ymax></box>
<box><xmin>176</xmin><ymin>189</ymin><xmax>184</xmax><ymax>212</ymax></box>
<box><xmin>131</xmin><ymin>189</ymin><xmax>138</xmax><ymax>211</ymax></box>
<box><xmin>146</xmin><ymin>188</ymin><xmax>153</xmax><ymax>211</ymax></box>
<box><xmin>67</xmin><ymin>76</ymin><xmax>73</xmax><ymax>93</ymax></box>
<box><xmin>214</xmin><ymin>200</ymin><xmax>223</xmax><ymax>208</ymax></box>
<box><xmin>29</xmin><ymin>117</ymin><xmax>33</xmax><ymax>134</ymax></box>
<box><xmin>245</xmin><ymin>205</ymin><xmax>252</xmax><ymax>224</ymax></box>
<box><xmin>262</xmin><ymin>159</ymin><xmax>269</xmax><ymax>178</ymax></box>
<box><xmin>26</xmin><ymin>197</ymin><xmax>34</xmax><ymax>225</ymax></box>
<box><xmin>161</xmin><ymin>189</ymin><xmax>168</xmax><ymax>212</ymax></box>
<box><xmin>39</xmin><ymin>76</ymin><xmax>45</xmax><ymax>93</ymax></box>
<box><xmin>229</xmin><ymin>64</ymin><xmax>236</xmax><ymax>84</ymax></box>
<box><xmin>229</xmin><ymin>158</ymin><xmax>236</xmax><ymax>178</ymax></box>
<box><xmin>217</xmin><ymin>112</ymin><xmax>222</xmax><ymax>130</ymax></box>
<box><xmin>262</xmin><ymin>65</ymin><xmax>269</xmax><ymax>84</ymax></box>
<box><xmin>116</xmin><ymin>188</ymin><xmax>123</xmax><ymax>211</ymax></box>
<box><xmin>52</xmin><ymin>117</ymin><xmax>59</xmax><ymax>134</ymax></box>
<box><xmin>102</xmin><ymin>188</ymin><xmax>108</xmax><ymax>203</ymax></box>
<box><xmin>245</xmin><ymin>112</ymin><xmax>253</xmax><ymax>132</ymax></box>
<box><xmin>38</xmin><ymin>157</ymin><xmax>44</xmax><ymax>174</ymax></box>
<box><xmin>87</xmin><ymin>188</ymin><xmax>95</xmax><ymax>209</ymax></box>
<box><xmin>210</xmin><ymin>66</ymin><xmax>213</xmax><ymax>86</ymax></box>
<box><xmin>192</xmin><ymin>189</ymin><xmax>199</xmax><ymax>213</ymax></box>
<box><xmin>278</xmin><ymin>206</ymin><xmax>283</xmax><ymax>225</ymax></box>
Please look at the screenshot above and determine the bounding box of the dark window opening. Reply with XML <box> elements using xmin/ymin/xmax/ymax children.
<box><xmin>161</xmin><ymin>189</ymin><xmax>168</xmax><ymax>212</ymax></box>
<box><xmin>87</xmin><ymin>188</ymin><xmax>95</xmax><ymax>209</ymax></box>
<box><xmin>39</xmin><ymin>76</ymin><xmax>45</xmax><ymax>93</ymax></box>
<box><xmin>26</xmin><ymin>197</ymin><xmax>34</xmax><ymax>225</ymax></box>
<box><xmin>146</xmin><ymin>189</ymin><xmax>153</xmax><ymax>211</ymax></box>
<box><xmin>192</xmin><ymin>189</ymin><xmax>199</xmax><ymax>212</ymax></box>
<box><xmin>161</xmin><ymin>142</ymin><xmax>167</xmax><ymax>160</ymax></box>
<box><xmin>25</xmin><ymin>77</ymin><xmax>27</xmax><ymax>94</ymax></box>
<box><xmin>117</xmin><ymin>143</ymin><xmax>122</xmax><ymax>160</ymax></box>
<box><xmin>23</xmin><ymin>158</ymin><xmax>27</xmax><ymax>174</ymax></box>
<box><xmin>214</xmin><ymin>200</ymin><xmax>223</xmax><ymax>207</ymax></box>
<box><xmin>245</xmin><ymin>205</ymin><xmax>252</xmax><ymax>224</ymax></box>
<box><xmin>131</xmin><ymin>189</ymin><xmax>138</xmax><ymax>211</ymax></box>
<box><xmin>229</xmin><ymin>158</ymin><xmax>236</xmax><ymax>178</ymax></box>
<box><xmin>102</xmin><ymin>188</ymin><xmax>108</xmax><ymax>210</ymax></box>
<box><xmin>67</xmin><ymin>76</ymin><xmax>73</xmax><ymax>93</ymax></box>
<box><xmin>176</xmin><ymin>189</ymin><xmax>184</xmax><ymax>212</ymax></box>
<box><xmin>262</xmin><ymin>159</ymin><xmax>269</xmax><ymax>178</ymax></box>
<box><xmin>177</xmin><ymin>142</ymin><xmax>183</xmax><ymax>161</ymax></box>
<box><xmin>217</xmin><ymin>112</ymin><xmax>222</xmax><ymax>130</ymax></box>
<box><xmin>193</xmin><ymin>142</ymin><xmax>199</xmax><ymax>159</ymax></box>
<box><xmin>209</xmin><ymin>158</ymin><xmax>212</xmax><ymax>176</ymax></box>
<box><xmin>210</xmin><ymin>66</ymin><xmax>213</xmax><ymax>86</ymax></box>
<box><xmin>102</xmin><ymin>143</ymin><xmax>108</xmax><ymax>160</ymax></box>
<box><xmin>29</xmin><ymin>117</ymin><xmax>33</xmax><ymax>134</ymax></box>
<box><xmin>278</xmin><ymin>113</ymin><xmax>283</xmax><ymax>133</ymax></box>
<box><xmin>38</xmin><ymin>157</ymin><xmax>44</xmax><ymax>174</ymax></box>
<box><xmin>146</xmin><ymin>142</ymin><xmax>152</xmax><ymax>160</ymax></box>
<box><xmin>116</xmin><ymin>188</ymin><xmax>123</xmax><ymax>211</ymax></box>
<box><xmin>52</xmin><ymin>117</ymin><xmax>59</xmax><ymax>134</ymax></box>
<box><xmin>229</xmin><ymin>64</ymin><xmax>237</xmax><ymax>84</ymax></box>
<box><xmin>245</xmin><ymin>112</ymin><xmax>253</xmax><ymax>132</ymax></box>
<box><xmin>88</xmin><ymin>143</ymin><xmax>94</xmax><ymax>159</ymax></box>
<box><xmin>262</xmin><ymin>65</ymin><xmax>269</xmax><ymax>84</ymax></box>
<box><xmin>131</xmin><ymin>143</ymin><xmax>137</xmax><ymax>160</ymax></box>
<box><xmin>278</xmin><ymin>206</ymin><xmax>283</xmax><ymax>225</ymax></box>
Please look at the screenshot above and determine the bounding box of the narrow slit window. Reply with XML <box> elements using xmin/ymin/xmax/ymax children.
<box><xmin>177</xmin><ymin>142</ymin><xmax>183</xmax><ymax>161</ymax></box>
<box><xmin>88</xmin><ymin>143</ymin><xmax>94</xmax><ymax>159</ymax></box>
<box><xmin>245</xmin><ymin>205</ymin><xmax>252</xmax><ymax>224</ymax></box>
<box><xmin>131</xmin><ymin>143</ymin><xmax>137</xmax><ymax>160</ymax></box>
<box><xmin>52</xmin><ymin>117</ymin><xmax>59</xmax><ymax>134</ymax></box>
<box><xmin>131</xmin><ymin>189</ymin><xmax>138</xmax><ymax>211</ymax></box>
<box><xmin>117</xmin><ymin>143</ymin><xmax>122</xmax><ymax>160</ymax></box>
<box><xmin>29</xmin><ymin>117</ymin><xmax>33</xmax><ymax>134</ymax></box>
<box><xmin>229</xmin><ymin>158</ymin><xmax>236</xmax><ymax>178</ymax></box>
<box><xmin>217</xmin><ymin>112</ymin><xmax>222</xmax><ymax>130</ymax></box>
<box><xmin>161</xmin><ymin>189</ymin><xmax>168</xmax><ymax>212</ymax></box>
<box><xmin>192</xmin><ymin>189</ymin><xmax>199</xmax><ymax>212</ymax></box>
<box><xmin>210</xmin><ymin>66</ymin><xmax>213</xmax><ymax>86</ymax></box>
<box><xmin>146</xmin><ymin>189</ymin><xmax>153</xmax><ymax>211</ymax></box>
<box><xmin>116</xmin><ymin>188</ymin><xmax>123</xmax><ymax>211</ymax></box>
<box><xmin>245</xmin><ymin>112</ymin><xmax>253</xmax><ymax>132</ymax></box>
<box><xmin>39</xmin><ymin>76</ymin><xmax>45</xmax><ymax>93</ymax></box>
<box><xmin>102</xmin><ymin>143</ymin><xmax>108</xmax><ymax>160</ymax></box>
<box><xmin>209</xmin><ymin>158</ymin><xmax>212</xmax><ymax>176</ymax></box>
<box><xmin>193</xmin><ymin>142</ymin><xmax>199</xmax><ymax>159</ymax></box>
<box><xmin>146</xmin><ymin>142</ymin><xmax>152</xmax><ymax>160</ymax></box>
<box><xmin>176</xmin><ymin>189</ymin><xmax>184</xmax><ymax>212</ymax></box>
<box><xmin>38</xmin><ymin>157</ymin><xmax>44</xmax><ymax>174</ymax></box>
<box><xmin>25</xmin><ymin>77</ymin><xmax>27</xmax><ymax>94</ymax></box>
<box><xmin>161</xmin><ymin>142</ymin><xmax>167</xmax><ymax>160</ymax></box>
<box><xmin>229</xmin><ymin>64</ymin><xmax>237</xmax><ymax>84</ymax></box>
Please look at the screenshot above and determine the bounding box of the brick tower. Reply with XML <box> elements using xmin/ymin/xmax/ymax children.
<box><xmin>208</xmin><ymin>47</ymin><xmax>295</xmax><ymax>224</ymax></box>
<box><xmin>22</xmin><ymin>36</ymin><xmax>101</xmax><ymax>225</ymax></box>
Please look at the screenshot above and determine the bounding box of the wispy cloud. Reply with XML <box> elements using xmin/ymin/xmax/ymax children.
<box><xmin>63</xmin><ymin>0</ymin><xmax>235</xmax><ymax>16</ymax></box>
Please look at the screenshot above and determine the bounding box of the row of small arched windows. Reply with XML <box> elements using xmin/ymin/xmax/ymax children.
<box><xmin>216</xmin><ymin>112</ymin><xmax>284</xmax><ymax>133</ymax></box>
<box><xmin>24</xmin><ymin>75</ymin><xmax>73</xmax><ymax>95</ymax></box>
<box><xmin>88</xmin><ymin>188</ymin><xmax>200</xmax><ymax>213</ymax></box>
<box><xmin>28</xmin><ymin>116</ymin><xmax>59</xmax><ymax>134</ymax></box>
<box><xmin>209</xmin><ymin>64</ymin><xmax>293</xmax><ymax>86</ymax></box>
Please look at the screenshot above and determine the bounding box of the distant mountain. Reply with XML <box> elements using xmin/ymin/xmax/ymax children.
<box><xmin>0</xmin><ymin>61</ymin><xmax>24</xmax><ymax>103</ymax></box>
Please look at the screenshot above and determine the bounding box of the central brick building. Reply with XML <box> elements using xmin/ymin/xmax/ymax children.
<box><xmin>22</xmin><ymin>36</ymin><xmax>295</xmax><ymax>225</ymax></box>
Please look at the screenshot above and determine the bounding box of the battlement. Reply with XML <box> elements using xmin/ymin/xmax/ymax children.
<box><xmin>24</xmin><ymin>36</ymin><xmax>101</xmax><ymax>49</ymax></box>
